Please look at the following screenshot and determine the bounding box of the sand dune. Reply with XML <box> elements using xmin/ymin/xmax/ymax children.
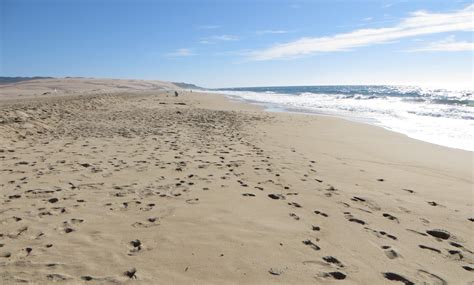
<box><xmin>0</xmin><ymin>79</ymin><xmax>472</xmax><ymax>284</ymax></box>
<box><xmin>0</xmin><ymin>77</ymin><xmax>179</xmax><ymax>99</ymax></box>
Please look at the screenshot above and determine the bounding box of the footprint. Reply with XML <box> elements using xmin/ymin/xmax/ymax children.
<box><xmin>351</xmin><ymin>196</ymin><xmax>366</xmax><ymax>202</ymax></box>
<box><xmin>63</xmin><ymin>227</ymin><xmax>74</xmax><ymax>234</ymax></box>
<box><xmin>365</xmin><ymin>227</ymin><xmax>397</xmax><ymax>240</ymax></box>
<box><xmin>323</xmin><ymin>271</ymin><xmax>346</xmax><ymax>280</ymax></box>
<box><xmin>416</xmin><ymin>270</ymin><xmax>447</xmax><ymax>285</ymax></box>
<box><xmin>462</xmin><ymin>265</ymin><xmax>473</xmax><ymax>272</ymax></box>
<box><xmin>48</xmin><ymin>198</ymin><xmax>59</xmax><ymax>203</ymax></box>
<box><xmin>344</xmin><ymin>212</ymin><xmax>366</xmax><ymax>225</ymax></box>
<box><xmin>382</xmin><ymin>245</ymin><xmax>400</xmax><ymax>259</ymax></box>
<box><xmin>348</xmin><ymin>218</ymin><xmax>365</xmax><ymax>225</ymax></box>
<box><xmin>383</xmin><ymin>272</ymin><xmax>414</xmax><ymax>285</ymax></box>
<box><xmin>288</xmin><ymin>202</ymin><xmax>302</xmax><ymax>208</ymax></box>
<box><xmin>322</xmin><ymin>256</ymin><xmax>344</xmax><ymax>267</ymax></box>
<box><xmin>302</xmin><ymin>239</ymin><xmax>320</xmax><ymax>251</ymax></box>
<box><xmin>69</xmin><ymin>218</ymin><xmax>84</xmax><ymax>225</ymax></box>
<box><xmin>242</xmin><ymin>193</ymin><xmax>255</xmax><ymax>197</ymax></box>
<box><xmin>268</xmin><ymin>194</ymin><xmax>285</xmax><ymax>200</ymax></box>
<box><xmin>268</xmin><ymin>268</ymin><xmax>283</xmax><ymax>276</ymax></box>
<box><xmin>447</xmin><ymin>250</ymin><xmax>463</xmax><ymax>260</ymax></box>
<box><xmin>81</xmin><ymin>276</ymin><xmax>94</xmax><ymax>281</ymax></box>
<box><xmin>47</xmin><ymin>274</ymin><xmax>71</xmax><ymax>281</ymax></box>
<box><xmin>314</xmin><ymin>210</ymin><xmax>328</xmax><ymax>217</ymax></box>
<box><xmin>185</xmin><ymin>198</ymin><xmax>199</xmax><ymax>204</ymax></box>
<box><xmin>426</xmin><ymin>229</ymin><xmax>450</xmax><ymax>240</ymax></box>
<box><xmin>0</xmin><ymin>251</ymin><xmax>12</xmax><ymax>258</ymax></box>
<box><xmin>326</xmin><ymin>185</ymin><xmax>337</xmax><ymax>192</ymax></box>
<box><xmin>449</xmin><ymin>241</ymin><xmax>463</xmax><ymax>248</ymax></box>
<box><xmin>125</xmin><ymin>268</ymin><xmax>137</xmax><ymax>279</ymax></box>
<box><xmin>289</xmin><ymin>213</ymin><xmax>300</xmax><ymax>220</ymax></box>
<box><xmin>420</xmin><ymin>218</ymin><xmax>430</xmax><ymax>225</ymax></box>
<box><xmin>128</xmin><ymin>239</ymin><xmax>142</xmax><ymax>255</ymax></box>
<box><xmin>383</xmin><ymin>213</ymin><xmax>399</xmax><ymax>223</ymax></box>
<box><xmin>418</xmin><ymin>245</ymin><xmax>441</xmax><ymax>254</ymax></box>
<box><xmin>131</xmin><ymin>217</ymin><xmax>159</xmax><ymax>228</ymax></box>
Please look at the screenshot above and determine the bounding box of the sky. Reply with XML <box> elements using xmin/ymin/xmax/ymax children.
<box><xmin>1</xmin><ymin>0</ymin><xmax>473</xmax><ymax>88</ymax></box>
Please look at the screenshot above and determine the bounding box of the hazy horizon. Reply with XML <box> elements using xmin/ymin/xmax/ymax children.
<box><xmin>2</xmin><ymin>75</ymin><xmax>474</xmax><ymax>90</ymax></box>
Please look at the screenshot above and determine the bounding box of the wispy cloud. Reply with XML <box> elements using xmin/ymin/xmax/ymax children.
<box><xmin>197</xmin><ymin>25</ymin><xmax>220</xmax><ymax>30</ymax></box>
<box><xmin>256</xmin><ymin>30</ymin><xmax>288</xmax><ymax>35</ymax></box>
<box><xmin>210</xmin><ymin>35</ymin><xmax>239</xmax><ymax>41</ymax></box>
<box><xmin>165</xmin><ymin>48</ymin><xmax>194</xmax><ymax>57</ymax></box>
<box><xmin>247</xmin><ymin>4</ymin><xmax>474</xmax><ymax>60</ymax></box>
<box><xmin>199</xmin><ymin>34</ymin><xmax>240</xmax><ymax>44</ymax></box>
<box><xmin>406</xmin><ymin>36</ymin><xmax>474</xmax><ymax>52</ymax></box>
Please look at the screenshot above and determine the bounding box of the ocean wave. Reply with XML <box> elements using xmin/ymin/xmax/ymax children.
<box><xmin>213</xmin><ymin>85</ymin><xmax>473</xmax><ymax>151</ymax></box>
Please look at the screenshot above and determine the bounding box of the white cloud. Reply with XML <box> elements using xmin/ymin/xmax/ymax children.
<box><xmin>248</xmin><ymin>4</ymin><xmax>474</xmax><ymax>60</ymax></box>
<box><xmin>165</xmin><ymin>48</ymin><xmax>194</xmax><ymax>57</ymax></box>
<box><xmin>256</xmin><ymin>30</ymin><xmax>288</xmax><ymax>35</ymax></box>
<box><xmin>210</xmin><ymin>35</ymin><xmax>239</xmax><ymax>41</ymax></box>
<box><xmin>407</xmin><ymin>36</ymin><xmax>474</xmax><ymax>52</ymax></box>
<box><xmin>363</xmin><ymin>17</ymin><xmax>373</xmax><ymax>21</ymax></box>
<box><xmin>199</xmin><ymin>34</ymin><xmax>240</xmax><ymax>44</ymax></box>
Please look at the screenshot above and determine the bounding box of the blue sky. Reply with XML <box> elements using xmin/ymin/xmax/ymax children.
<box><xmin>2</xmin><ymin>0</ymin><xmax>473</xmax><ymax>88</ymax></box>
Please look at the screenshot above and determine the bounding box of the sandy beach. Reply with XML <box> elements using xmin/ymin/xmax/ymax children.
<box><xmin>0</xmin><ymin>78</ymin><xmax>472</xmax><ymax>284</ymax></box>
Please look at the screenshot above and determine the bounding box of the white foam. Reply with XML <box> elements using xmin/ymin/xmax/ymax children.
<box><xmin>212</xmin><ymin>90</ymin><xmax>474</xmax><ymax>151</ymax></box>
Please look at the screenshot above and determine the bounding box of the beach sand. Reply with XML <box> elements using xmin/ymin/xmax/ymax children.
<box><xmin>0</xmin><ymin>78</ymin><xmax>472</xmax><ymax>284</ymax></box>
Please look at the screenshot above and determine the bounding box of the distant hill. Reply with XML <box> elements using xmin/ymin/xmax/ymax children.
<box><xmin>0</xmin><ymin>76</ymin><xmax>54</xmax><ymax>84</ymax></box>
<box><xmin>172</xmin><ymin>82</ymin><xmax>206</xmax><ymax>90</ymax></box>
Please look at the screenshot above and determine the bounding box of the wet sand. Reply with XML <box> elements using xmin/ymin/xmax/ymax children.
<box><xmin>0</xmin><ymin>79</ymin><xmax>472</xmax><ymax>284</ymax></box>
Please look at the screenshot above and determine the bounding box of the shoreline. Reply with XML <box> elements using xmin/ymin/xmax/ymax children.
<box><xmin>198</xmin><ymin>91</ymin><xmax>472</xmax><ymax>182</ymax></box>
<box><xmin>211</xmin><ymin>89</ymin><xmax>473</xmax><ymax>152</ymax></box>
<box><xmin>261</xmin><ymin>104</ymin><xmax>473</xmax><ymax>153</ymax></box>
<box><xmin>0</xmin><ymin>80</ymin><xmax>472</xmax><ymax>284</ymax></box>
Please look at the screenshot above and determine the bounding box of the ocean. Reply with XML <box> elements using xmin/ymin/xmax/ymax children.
<box><xmin>211</xmin><ymin>85</ymin><xmax>473</xmax><ymax>151</ymax></box>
